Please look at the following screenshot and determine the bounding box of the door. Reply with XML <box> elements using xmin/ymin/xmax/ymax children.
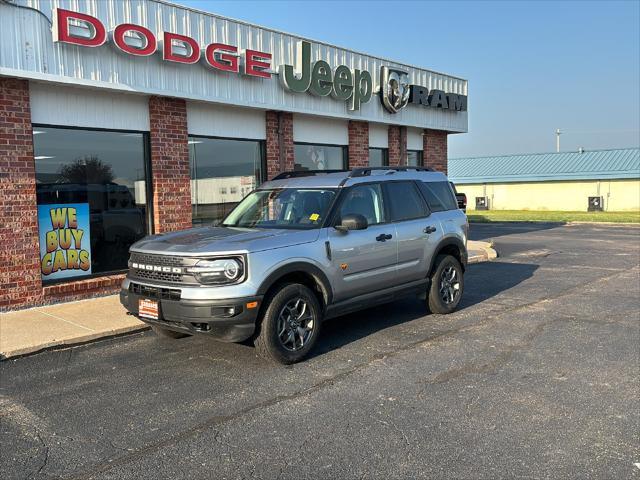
<box><xmin>328</xmin><ymin>183</ymin><xmax>398</xmax><ymax>302</ymax></box>
<box><xmin>383</xmin><ymin>181</ymin><xmax>442</xmax><ymax>284</ymax></box>
<box><xmin>417</xmin><ymin>180</ymin><xmax>462</xmax><ymax>240</ymax></box>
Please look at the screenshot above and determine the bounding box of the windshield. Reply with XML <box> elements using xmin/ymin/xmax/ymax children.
<box><xmin>222</xmin><ymin>188</ymin><xmax>336</xmax><ymax>229</ymax></box>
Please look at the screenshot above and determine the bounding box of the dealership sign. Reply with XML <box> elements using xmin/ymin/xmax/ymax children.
<box><xmin>52</xmin><ymin>8</ymin><xmax>467</xmax><ymax>114</ymax></box>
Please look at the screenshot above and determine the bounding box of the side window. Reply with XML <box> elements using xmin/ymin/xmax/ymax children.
<box><xmin>418</xmin><ymin>181</ymin><xmax>458</xmax><ymax>212</ymax></box>
<box><xmin>338</xmin><ymin>184</ymin><xmax>385</xmax><ymax>225</ymax></box>
<box><xmin>385</xmin><ymin>181</ymin><xmax>429</xmax><ymax>221</ymax></box>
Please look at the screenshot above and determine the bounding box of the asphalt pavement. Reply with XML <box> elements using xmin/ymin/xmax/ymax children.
<box><xmin>1</xmin><ymin>223</ymin><xmax>639</xmax><ymax>479</ymax></box>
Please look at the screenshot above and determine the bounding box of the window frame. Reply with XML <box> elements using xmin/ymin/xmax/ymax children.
<box><xmin>406</xmin><ymin>150</ymin><xmax>424</xmax><ymax>167</ymax></box>
<box><xmin>367</xmin><ymin>147</ymin><xmax>389</xmax><ymax>167</ymax></box>
<box><xmin>293</xmin><ymin>141</ymin><xmax>349</xmax><ymax>171</ymax></box>
<box><xmin>33</xmin><ymin>123</ymin><xmax>154</xmax><ymax>284</ymax></box>
<box><xmin>188</xmin><ymin>134</ymin><xmax>267</xmax><ymax>226</ymax></box>
<box><xmin>382</xmin><ymin>180</ymin><xmax>431</xmax><ymax>223</ymax></box>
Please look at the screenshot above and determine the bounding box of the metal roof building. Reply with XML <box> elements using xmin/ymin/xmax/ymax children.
<box><xmin>448</xmin><ymin>148</ymin><xmax>640</xmax><ymax>213</ymax></box>
<box><xmin>449</xmin><ymin>148</ymin><xmax>640</xmax><ymax>184</ymax></box>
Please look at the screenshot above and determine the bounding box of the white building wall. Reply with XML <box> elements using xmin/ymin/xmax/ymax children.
<box><xmin>29</xmin><ymin>83</ymin><xmax>150</xmax><ymax>131</ymax></box>
<box><xmin>293</xmin><ymin>114</ymin><xmax>348</xmax><ymax>145</ymax></box>
<box><xmin>407</xmin><ymin>128</ymin><xmax>424</xmax><ymax>151</ymax></box>
<box><xmin>187</xmin><ymin>102</ymin><xmax>266</xmax><ymax>139</ymax></box>
<box><xmin>369</xmin><ymin>123</ymin><xmax>388</xmax><ymax>148</ymax></box>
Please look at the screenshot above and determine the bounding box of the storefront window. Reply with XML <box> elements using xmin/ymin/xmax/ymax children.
<box><xmin>189</xmin><ymin>137</ymin><xmax>264</xmax><ymax>225</ymax></box>
<box><xmin>407</xmin><ymin>150</ymin><xmax>424</xmax><ymax>167</ymax></box>
<box><xmin>33</xmin><ymin>126</ymin><xmax>150</xmax><ymax>282</ymax></box>
<box><xmin>294</xmin><ymin>143</ymin><xmax>347</xmax><ymax>171</ymax></box>
<box><xmin>368</xmin><ymin>148</ymin><xmax>388</xmax><ymax>167</ymax></box>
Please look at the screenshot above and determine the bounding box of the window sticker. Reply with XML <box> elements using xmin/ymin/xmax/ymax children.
<box><xmin>309</xmin><ymin>213</ymin><xmax>320</xmax><ymax>221</ymax></box>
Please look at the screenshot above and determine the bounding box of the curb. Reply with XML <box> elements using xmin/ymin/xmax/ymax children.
<box><xmin>0</xmin><ymin>326</ymin><xmax>149</xmax><ymax>361</ymax></box>
<box><xmin>467</xmin><ymin>241</ymin><xmax>498</xmax><ymax>264</ymax></box>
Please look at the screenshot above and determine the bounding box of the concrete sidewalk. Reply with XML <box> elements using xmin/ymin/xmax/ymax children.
<box><xmin>0</xmin><ymin>241</ymin><xmax>496</xmax><ymax>360</ymax></box>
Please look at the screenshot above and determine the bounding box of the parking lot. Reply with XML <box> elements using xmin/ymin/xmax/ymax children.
<box><xmin>1</xmin><ymin>223</ymin><xmax>639</xmax><ymax>479</ymax></box>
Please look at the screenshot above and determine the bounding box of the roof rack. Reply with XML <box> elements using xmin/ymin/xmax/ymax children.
<box><xmin>349</xmin><ymin>166</ymin><xmax>435</xmax><ymax>177</ymax></box>
<box><xmin>271</xmin><ymin>169</ymin><xmax>348</xmax><ymax>180</ymax></box>
<box><xmin>271</xmin><ymin>166</ymin><xmax>435</xmax><ymax>182</ymax></box>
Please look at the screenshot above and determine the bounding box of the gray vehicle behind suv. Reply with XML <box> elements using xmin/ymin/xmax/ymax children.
<box><xmin>120</xmin><ymin>167</ymin><xmax>468</xmax><ymax>364</ymax></box>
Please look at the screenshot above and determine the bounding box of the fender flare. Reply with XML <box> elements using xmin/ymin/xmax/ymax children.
<box><xmin>428</xmin><ymin>236</ymin><xmax>468</xmax><ymax>274</ymax></box>
<box><xmin>256</xmin><ymin>262</ymin><xmax>334</xmax><ymax>306</ymax></box>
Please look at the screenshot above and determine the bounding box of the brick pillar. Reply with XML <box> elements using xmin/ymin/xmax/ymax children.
<box><xmin>0</xmin><ymin>78</ymin><xmax>42</xmax><ymax>310</ymax></box>
<box><xmin>149</xmin><ymin>97</ymin><xmax>191</xmax><ymax>233</ymax></box>
<box><xmin>348</xmin><ymin>120</ymin><xmax>369</xmax><ymax>168</ymax></box>
<box><xmin>400</xmin><ymin>126</ymin><xmax>407</xmax><ymax>166</ymax></box>
<box><xmin>423</xmin><ymin>129</ymin><xmax>448</xmax><ymax>174</ymax></box>
<box><xmin>388</xmin><ymin>125</ymin><xmax>407</xmax><ymax>166</ymax></box>
<box><xmin>265</xmin><ymin>111</ymin><xmax>294</xmax><ymax>179</ymax></box>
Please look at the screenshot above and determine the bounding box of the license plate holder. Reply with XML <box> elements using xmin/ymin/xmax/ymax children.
<box><xmin>138</xmin><ymin>298</ymin><xmax>159</xmax><ymax>320</ymax></box>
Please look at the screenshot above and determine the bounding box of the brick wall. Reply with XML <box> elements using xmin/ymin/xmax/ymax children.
<box><xmin>0</xmin><ymin>78</ymin><xmax>42</xmax><ymax>310</ymax></box>
<box><xmin>388</xmin><ymin>125</ymin><xmax>407</xmax><ymax>166</ymax></box>
<box><xmin>348</xmin><ymin>121</ymin><xmax>369</xmax><ymax>168</ymax></box>
<box><xmin>265</xmin><ymin>111</ymin><xmax>294</xmax><ymax>179</ymax></box>
<box><xmin>149</xmin><ymin>96</ymin><xmax>192</xmax><ymax>233</ymax></box>
<box><xmin>423</xmin><ymin>129</ymin><xmax>448</xmax><ymax>174</ymax></box>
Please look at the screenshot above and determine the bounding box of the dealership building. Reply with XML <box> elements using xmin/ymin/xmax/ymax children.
<box><xmin>0</xmin><ymin>0</ymin><xmax>468</xmax><ymax>310</ymax></box>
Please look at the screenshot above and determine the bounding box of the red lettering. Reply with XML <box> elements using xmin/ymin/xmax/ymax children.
<box><xmin>244</xmin><ymin>50</ymin><xmax>272</xmax><ymax>78</ymax></box>
<box><xmin>53</xmin><ymin>8</ymin><xmax>106</xmax><ymax>48</ymax></box>
<box><xmin>204</xmin><ymin>43</ymin><xmax>239</xmax><ymax>73</ymax></box>
<box><xmin>163</xmin><ymin>32</ymin><xmax>200</xmax><ymax>64</ymax></box>
<box><xmin>113</xmin><ymin>23</ymin><xmax>156</xmax><ymax>56</ymax></box>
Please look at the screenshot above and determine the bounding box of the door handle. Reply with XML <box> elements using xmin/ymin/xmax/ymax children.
<box><xmin>376</xmin><ymin>233</ymin><xmax>393</xmax><ymax>242</ymax></box>
<box><xmin>423</xmin><ymin>226</ymin><xmax>437</xmax><ymax>234</ymax></box>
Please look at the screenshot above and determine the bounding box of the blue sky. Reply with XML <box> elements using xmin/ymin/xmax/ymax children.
<box><xmin>175</xmin><ymin>0</ymin><xmax>640</xmax><ymax>158</ymax></box>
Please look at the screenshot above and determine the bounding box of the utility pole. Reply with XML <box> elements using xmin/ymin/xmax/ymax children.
<box><xmin>555</xmin><ymin>128</ymin><xmax>562</xmax><ymax>153</ymax></box>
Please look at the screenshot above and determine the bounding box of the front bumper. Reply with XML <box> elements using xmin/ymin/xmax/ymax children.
<box><xmin>120</xmin><ymin>281</ymin><xmax>262</xmax><ymax>342</ymax></box>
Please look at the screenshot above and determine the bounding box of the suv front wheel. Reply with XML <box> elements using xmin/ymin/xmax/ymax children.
<box><xmin>254</xmin><ymin>283</ymin><xmax>322</xmax><ymax>364</ymax></box>
<box><xmin>427</xmin><ymin>254</ymin><xmax>464</xmax><ymax>314</ymax></box>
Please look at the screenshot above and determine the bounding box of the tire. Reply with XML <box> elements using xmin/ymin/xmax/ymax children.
<box><xmin>151</xmin><ymin>325</ymin><xmax>190</xmax><ymax>339</ymax></box>
<box><xmin>427</xmin><ymin>254</ymin><xmax>464</xmax><ymax>314</ymax></box>
<box><xmin>254</xmin><ymin>283</ymin><xmax>322</xmax><ymax>364</ymax></box>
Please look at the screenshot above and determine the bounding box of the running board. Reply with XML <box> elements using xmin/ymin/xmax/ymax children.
<box><xmin>324</xmin><ymin>279</ymin><xmax>429</xmax><ymax>320</ymax></box>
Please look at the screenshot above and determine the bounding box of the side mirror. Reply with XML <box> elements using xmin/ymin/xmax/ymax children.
<box><xmin>335</xmin><ymin>213</ymin><xmax>368</xmax><ymax>232</ymax></box>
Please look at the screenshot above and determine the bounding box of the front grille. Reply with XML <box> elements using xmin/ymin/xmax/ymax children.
<box><xmin>130</xmin><ymin>252</ymin><xmax>183</xmax><ymax>267</ymax></box>
<box><xmin>129</xmin><ymin>282</ymin><xmax>181</xmax><ymax>301</ymax></box>
<box><xmin>134</xmin><ymin>269</ymin><xmax>182</xmax><ymax>283</ymax></box>
<box><xmin>128</xmin><ymin>252</ymin><xmax>197</xmax><ymax>284</ymax></box>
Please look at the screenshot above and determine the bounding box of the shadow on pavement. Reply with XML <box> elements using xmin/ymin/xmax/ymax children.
<box><xmin>310</xmin><ymin>261</ymin><xmax>538</xmax><ymax>357</ymax></box>
<box><xmin>468</xmin><ymin>221</ymin><xmax>565</xmax><ymax>241</ymax></box>
<box><xmin>458</xmin><ymin>261</ymin><xmax>538</xmax><ymax>310</ymax></box>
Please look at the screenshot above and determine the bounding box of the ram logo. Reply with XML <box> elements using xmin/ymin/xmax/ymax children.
<box><xmin>380</xmin><ymin>66</ymin><xmax>411</xmax><ymax>114</ymax></box>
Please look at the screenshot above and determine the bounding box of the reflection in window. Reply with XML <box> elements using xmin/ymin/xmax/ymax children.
<box><xmin>407</xmin><ymin>150</ymin><xmax>424</xmax><ymax>167</ymax></box>
<box><xmin>294</xmin><ymin>144</ymin><xmax>346</xmax><ymax>171</ymax></box>
<box><xmin>189</xmin><ymin>137</ymin><xmax>264</xmax><ymax>225</ymax></box>
<box><xmin>368</xmin><ymin>148</ymin><xmax>388</xmax><ymax>167</ymax></box>
<box><xmin>339</xmin><ymin>184</ymin><xmax>386</xmax><ymax>225</ymax></box>
<box><xmin>33</xmin><ymin>126</ymin><xmax>149</xmax><ymax>280</ymax></box>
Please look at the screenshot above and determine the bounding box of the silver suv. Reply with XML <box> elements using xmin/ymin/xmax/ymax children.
<box><xmin>120</xmin><ymin>167</ymin><xmax>468</xmax><ymax>364</ymax></box>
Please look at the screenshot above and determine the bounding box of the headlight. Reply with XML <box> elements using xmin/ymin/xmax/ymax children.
<box><xmin>186</xmin><ymin>257</ymin><xmax>245</xmax><ymax>285</ymax></box>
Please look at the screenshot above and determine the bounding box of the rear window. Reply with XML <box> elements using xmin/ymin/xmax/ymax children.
<box><xmin>385</xmin><ymin>181</ymin><xmax>429</xmax><ymax>221</ymax></box>
<box><xmin>418</xmin><ymin>181</ymin><xmax>458</xmax><ymax>212</ymax></box>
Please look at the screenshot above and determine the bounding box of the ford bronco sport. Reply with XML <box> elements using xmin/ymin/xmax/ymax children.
<box><xmin>120</xmin><ymin>167</ymin><xmax>468</xmax><ymax>364</ymax></box>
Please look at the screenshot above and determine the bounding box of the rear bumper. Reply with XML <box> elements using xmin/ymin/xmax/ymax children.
<box><xmin>120</xmin><ymin>282</ymin><xmax>262</xmax><ymax>342</ymax></box>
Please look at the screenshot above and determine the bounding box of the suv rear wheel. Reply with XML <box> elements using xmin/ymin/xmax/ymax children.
<box><xmin>254</xmin><ymin>283</ymin><xmax>322</xmax><ymax>364</ymax></box>
<box><xmin>427</xmin><ymin>254</ymin><xmax>464</xmax><ymax>314</ymax></box>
